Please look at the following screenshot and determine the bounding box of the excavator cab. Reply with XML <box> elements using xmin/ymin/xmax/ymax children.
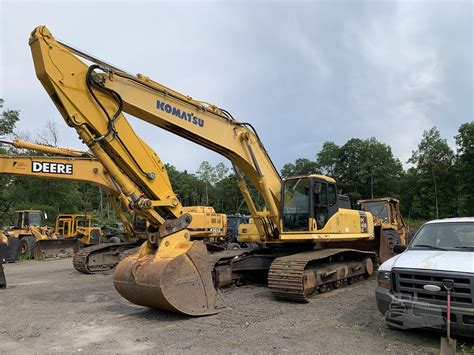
<box><xmin>282</xmin><ymin>175</ymin><xmax>339</xmax><ymax>232</ymax></box>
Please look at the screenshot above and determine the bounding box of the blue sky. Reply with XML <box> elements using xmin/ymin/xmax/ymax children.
<box><xmin>1</xmin><ymin>0</ymin><xmax>472</xmax><ymax>173</ymax></box>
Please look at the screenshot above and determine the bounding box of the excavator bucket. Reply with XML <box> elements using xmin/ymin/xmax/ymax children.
<box><xmin>113</xmin><ymin>230</ymin><xmax>225</xmax><ymax>316</ymax></box>
<box><xmin>33</xmin><ymin>239</ymin><xmax>79</xmax><ymax>260</ymax></box>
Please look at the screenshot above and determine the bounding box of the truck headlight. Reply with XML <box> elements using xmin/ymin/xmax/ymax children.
<box><xmin>377</xmin><ymin>271</ymin><xmax>391</xmax><ymax>289</ymax></box>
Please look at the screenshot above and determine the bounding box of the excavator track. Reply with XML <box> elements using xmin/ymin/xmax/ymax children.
<box><xmin>73</xmin><ymin>242</ymin><xmax>139</xmax><ymax>274</ymax></box>
<box><xmin>268</xmin><ymin>248</ymin><xmax>377</xmax><ymax>302</ymax></box>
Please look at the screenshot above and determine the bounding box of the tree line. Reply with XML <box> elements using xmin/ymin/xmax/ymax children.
<box><xmin>281</xmin><ymin>125</ymin><xmax>473</xmax><ymax>220</ymax></box>
<box><xmin>0</xmin><ymin>98</ymin><xmax>472</xmax><ymax>225</ymax></box>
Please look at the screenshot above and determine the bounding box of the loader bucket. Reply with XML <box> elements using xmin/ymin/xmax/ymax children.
<box><xmin>33</xmin><ymin>239</ymin><xmax>79</xmax><ymax>260</ymax></box>
<box><xmin>113</xmin><ymin>232</ymin><xmax>225</xmax><ymax>316</ymax></box>
<box><xmin>0</xmin><ymin>237</ymin><xmax>20</xmax><ymax>262</ymax></box>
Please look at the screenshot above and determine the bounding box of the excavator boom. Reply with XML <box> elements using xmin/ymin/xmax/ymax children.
<box><xmin>0</xmin><ymin>154</ymin><xmax>116</xmax><ymax>193</ymax></box>
<box><xmin>29</xmin><ymin>25</ymin><xmax>280</xmax><ymax>240</ymax></box>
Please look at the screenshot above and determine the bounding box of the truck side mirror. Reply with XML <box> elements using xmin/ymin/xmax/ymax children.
<box><xmin>393</xmin><ymin>244</ymin><xmax>407</xmax><ymax>254</ymax></box>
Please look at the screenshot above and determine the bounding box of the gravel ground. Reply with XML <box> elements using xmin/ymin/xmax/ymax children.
<box><xmin>0</xmin><ymin>259</ymin><xmax>471</xmax><ymax>354</ymax></box>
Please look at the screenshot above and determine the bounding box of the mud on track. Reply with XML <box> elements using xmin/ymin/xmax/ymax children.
<box><xmin>0</xmin><ymin>259</ymin><xmax>468</xmax><ymax>354</ymax></box>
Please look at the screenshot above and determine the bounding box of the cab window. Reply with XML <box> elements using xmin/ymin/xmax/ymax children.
<box><xmin>282</xmin><ymin>178</ymin><xmax>310</xmax><ymax>231</ymax></box>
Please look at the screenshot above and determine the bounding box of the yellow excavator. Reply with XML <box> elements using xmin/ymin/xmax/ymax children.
<box><xmin>30</xmin><ymin>26</ymin><xmax>404</xmax><ymax>316</ymax></box>
<box><xmin>0</xmin><ymin>140</ymin><xmax>227</xmax><ymax>270</ymax></box>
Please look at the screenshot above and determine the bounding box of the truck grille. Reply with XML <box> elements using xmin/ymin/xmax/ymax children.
<box><xmin>392</xmin><ymin>268</ymin><xmax>474</xmax><ymax>307</ymax></box>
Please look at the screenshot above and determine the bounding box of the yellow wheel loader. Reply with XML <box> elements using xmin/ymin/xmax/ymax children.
<box><xmin>0</xmin><ymin>210</ymin><xmax>56</xmax><ymax>260</ymax></box>
<box><xmin>30</xmin><ymin>26</ymin><xmax>408</xmax><ymax>315</ymax></box>
<box><xmin>358</xmin><ymin>198</ymin><xmax>409</xmax><ymax>261</ymax></box>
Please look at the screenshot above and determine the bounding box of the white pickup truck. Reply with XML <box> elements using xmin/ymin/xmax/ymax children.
<box><xmin>375</xmin><ymin>217</ymin><xmax>474</xmax><ymax>336</ymax></box>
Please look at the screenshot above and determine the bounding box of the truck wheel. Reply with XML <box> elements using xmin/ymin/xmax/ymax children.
<box><xmin>19</xmin><ymin>236</ymin><xmax>36</xmax><ymax>259</ymax></box>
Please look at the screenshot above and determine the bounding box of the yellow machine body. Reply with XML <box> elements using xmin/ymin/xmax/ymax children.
<box><xmin>29</xmin><ymin>26</ymin><xmax>403</xmax><ymax>315</ymax></box>
<box><xmin>54</xmin><ymin>214</ymin><xmax>102</xmax><ymax>243</ymax></box>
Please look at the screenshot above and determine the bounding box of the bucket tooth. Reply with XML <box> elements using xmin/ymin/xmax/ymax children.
<box><xmin>113</xmin><ymin>230</ymin><xmax>225</xmax><ymax>316</ymax></box>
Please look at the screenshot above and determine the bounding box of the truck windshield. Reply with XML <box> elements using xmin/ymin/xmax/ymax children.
<box><xmin>410</xmin><ymin>222</ymin><xmax>474</xmax><ymax>251</ymax></box>
<box><xmin>360</xmin><ymin>201</ymin><xmax>388</xmax><ymax>220</ymax></box>
<box><xmin>282</xmin><ymin>178</ymin><xmax>310</xmax><ymax>231</ymax></box>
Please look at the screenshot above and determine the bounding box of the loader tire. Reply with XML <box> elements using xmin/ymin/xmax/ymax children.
<box><xmin>19</xmin><ymin>236</ymin><xmax>36</xmax><ymax>259</ymax></box>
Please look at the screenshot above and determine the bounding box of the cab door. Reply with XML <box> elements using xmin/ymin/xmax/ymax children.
<box><xmin>312</xmin><ymin>181</ymin><xmax>328</xmax><ymax>229</ymax></box>
<box><xmin>312</xmin><ymin>181</ymin><xmax>339</xmax><ymax>230</ymax></box>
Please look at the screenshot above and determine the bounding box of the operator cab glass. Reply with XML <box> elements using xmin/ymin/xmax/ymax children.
<box><xmin>282</xmin><ymin>177</ymin><xmax>339</xmax><ymax>232</ymax></box>
<box><xmin>360</xmin><ymin>201</ymin><xmax>388</xmax><ymax>221</ymax></box>
<box><xmin>13</xmin><ymin>211</ymin><xmax>41</xmax><ymax>228</ymax></box>
<box><xmin>76</xmin><ymin>216</ymin><xmax>90</xmax><ymax>228</ymax></box>
<box><xmin>28</xmin><ymin>212</ymin><xmax>41</xmax><ymax>226</ymax></box>
<box><xmin>282</xmin><ymin>178</ymin><xmax>310</xmax><ymax>231</ymax></box>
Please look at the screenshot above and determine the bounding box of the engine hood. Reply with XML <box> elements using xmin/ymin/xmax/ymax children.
<box><xmin>379</xmin><ymin>250</ymin><xmax>474</xmax><ymax>274</ymax></box>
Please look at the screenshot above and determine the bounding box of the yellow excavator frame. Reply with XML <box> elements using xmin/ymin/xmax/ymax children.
<box><xmin>29</xmin><ymin>25</ymin><xmax>402</xmax><ymax>315</ymax></box>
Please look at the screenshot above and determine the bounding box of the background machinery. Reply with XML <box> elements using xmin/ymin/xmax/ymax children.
<box><xmin>358</xmin><ymin>198</ymin><xmax>409</xmax><ymax>260</ymax></box>
<box><xmin>226</xmin><ymin>213</ymin><xmax>250</xmax><ymax>247</ymax></box>
<box><xmin>0</xmin><ymin>140</ymin><xmax>227</xmax><ymax>270</ymax></box>
<box><xmin>0</xmin><ymin>149</ymin><xmax>135</xmax><ymax>262</ymax></box>
<box><xmin>2</xmin><ymin>209</ymin><xmax>55</xmax><ymax>259</ymax></box>
<box><xmin>30</xmin><ymin>26</ymin><xmax>405</xmax><ymax>316</ymax></box>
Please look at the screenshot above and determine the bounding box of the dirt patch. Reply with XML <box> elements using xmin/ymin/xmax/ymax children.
<box><xmin>1</xmin><ymin>259</ymin><xmax>470</xmax><ymax>353</ymax></box>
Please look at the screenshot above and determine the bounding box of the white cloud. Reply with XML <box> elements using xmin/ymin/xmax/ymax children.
<box><xmin>0</xmin><ymin>0</ymin><xmax>472</xmax><ymax>173</ymax></box>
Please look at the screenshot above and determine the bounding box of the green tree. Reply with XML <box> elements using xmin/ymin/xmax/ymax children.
<box><xmin>408</xmin><ymin>127</ymin><xmax>454</xmax><ymax>219</ymax></box>
<box><xmin>0</xmin><ymin>99</ymin><xmax>21</xmax><ymax>223</ymax></box>
<box><xmin>335</xmin><ymin>138</ymin><xmax>402</xmax><ymax>199</ymax></box>
<box><xmin>281</xmin><ymin>158</ymin><xmax>319</xmax><ymax>178</ymax></box>
<box><xmin>454</xmin><ymin>122</ymin><xmax>474</xmax><ymax>216</ymax></box>
<box><xmin>316</xmin><ymin>141</ymin><xmax>340</xmax><ymax>176</ymax></box>
<box><xmin>0</xmin><ymin>98</ymin><xmax>20</xmax><ymax>138</ymax></box>
<box><xmin>196</xmin><ymin>161</ymin><xmax>216</xmax><ymax>204</ymax></box>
